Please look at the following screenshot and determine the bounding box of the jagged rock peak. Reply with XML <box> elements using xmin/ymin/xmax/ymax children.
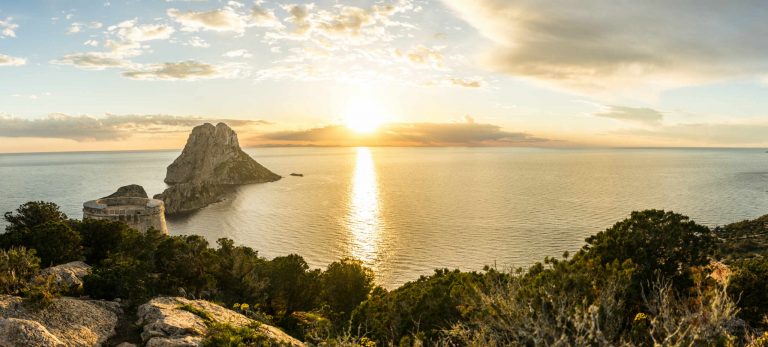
<box><xmin>158</xmin><ymin>122</ymin><xmax>280</xmax><ymax>215</ymax></box>
<box><xmin>102</xmin><ymin>184</ymin><xmax>148</xmax><ymax>199</ymax></box>
<box><xmin>164</xmin><ymin>122</ymin><xmax>280</xmax><ymax>186</ymax></box>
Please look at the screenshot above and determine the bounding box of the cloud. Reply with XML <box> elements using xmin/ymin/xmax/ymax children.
<box><xmin>54</xmin><ymin>18</ymin><xmax>175</xmax><ymax>71</ymax></box>
<box><xmin>250</xmin><ymin>5</ymin><xmax>282</xmax><ymax>28</ymax></box>
<box><xmin>184</xmin><ymin>36</ymin><xmax>209</xmax><ymax>48</ymax></box>
<box><xmin>122</xmin><ymin>61</ymin><xmax>246</xmax><ymax>80</ymax></box>
<box><xmin>0</xmin><ymin>17</ymin><xmax>18</xmax><ymax>38</ymax></box>
<box><xmin>394</xmin><ymin>45</ymin><xmax>445</xmax><ymax>68</ymax></box>
<box><xmin>278</xmin><ymin>1</ymin><xmax>416</xmax><ymax>43</ymax></box>
<box><xmin>421</xmin><ymin>76</ymin><xmax>485</xmax><ymax>88</ymax></box>
<box><xmin>67</xmin><ymin>21</ymin><xmax>103</xmax><ymax>34</ymax></box>
<box><xmin>254</xmin><ymin>1</ymin><xmax>478</xmax><ymax>87</ymax></box>
<box><xmin>167</xmin><ymin>3</ymin><xmax>282</xmax><ymax>34</ymax></box>
<box><xmin>0</xmin><ymin>53</ymin><xmax>26</xmax><ymax>66</ymax></box>
<box><xmin>109</xmin><ymin>20</ymin><xmax>174</xmax><ymax>42</ymax></box>
<box><xmin>169</xmin><ymin>6</ymin><xmax>243</xmax><ymax>33</ymax></box>
<box><xmin>594</xmin><ymin>105</ymin><xmax>664</xmax><ymax>126</ymax></box>
<box><xmin>51</xmin><ymin>52</ymin><xmax>130</xmax><ymax>70</ymax></box>
<box><xmin>223</xmin><ymin>49</ymin><xmax>252</xmax><ymax>58</ymax></box>
<box><xmin>259</xmin><ymin>121</ymin><xmax>547</xmax><ymax>146</ymax></box>
<box><xmin>0</xmin><ymin>114</ymin><xmax>270</xmax><ymax>141</ymax></box>
<box><xmin>442</xmin><ymin>0</ymin><xmax>768</xmax><ymax>93</ymax></box>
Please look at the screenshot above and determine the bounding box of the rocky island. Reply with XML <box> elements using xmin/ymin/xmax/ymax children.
<box><xmin>155</xmin><ymin>123</ymin><xmax>281</xmax><ymax>215</ymax></box>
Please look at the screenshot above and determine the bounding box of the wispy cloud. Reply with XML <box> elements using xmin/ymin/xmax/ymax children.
<box><xmin>594</xmin><ymin>105</ymin><xmax>664</xmax><ymax>126</ymax></box>
<box><xmin>0</xmin><ymin>17</ymin><xmax>18</xmax><ymax>38</ymax></box>
<box><xmin>122</xmin><ymin>61</ymin><xmax>248</xmax><ymax>80</ymax></box>
<box><xmin>167</xmin><ymin>2</ymin><xmax>280</xmax><ymax>34</ymax></box>
<box><xmin>442</xmin><ymin>0</ymin><xmax>768</xmax><ymax>94</ymax></box>
<box><xmin>67</xmin><ymin>21</ymin><xmax>103</xmax><ymax>34</ymax></box>
<box><xmin>0</xmin><ymin>114</ymin><xmax>270</xmax><ymax>141</ymax></box>
<box><xmin>0</xmin><ymin>53</ymin><xmax>26</xmax><ymax>66</ymax></box>
<box><xmin>258</xmin><ymin>121</ymin><xmax>547</xmax><ymax>146</ymax></box>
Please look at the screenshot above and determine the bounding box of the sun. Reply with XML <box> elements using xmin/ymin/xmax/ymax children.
<box><xmin>343</xmin><ymin>98</ymin><xmax>388</xmax><ymax>133</ymax></box>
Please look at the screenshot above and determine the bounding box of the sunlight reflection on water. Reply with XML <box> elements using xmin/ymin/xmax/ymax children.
<box><xmin>348</xmin><ymin>147</ymin><xmax>383</xmax><ymax>269</ymax></box>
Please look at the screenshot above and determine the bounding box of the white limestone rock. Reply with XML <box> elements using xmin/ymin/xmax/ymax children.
<box><xmin>0</xmin><ymin>295</ymin><xmax>121</xmax><ymax>347</ymax></box>
<box><xmin>40</xmin><ymin>261</ymin><xmax>91</xmax><ymax>290</ymax></box>
<box><xmin>136</xmin><ymin>297</ymin><xmax>304</xmax><ymax>347</ymax></box>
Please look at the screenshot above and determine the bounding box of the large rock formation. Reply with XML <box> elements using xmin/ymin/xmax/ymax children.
<box><xmin>136</xmin><ymin>297</ymin><xmax>303</xmax><ymax>347</ymax></box>
<box><xmin>155</xmin><ymin>123</ymin><xmax>280</xmax><ymax>215</ymax></box>
<box><xmin>0</xmin><ymin>295</ymin><xmax>121</xmax><ymax>347</ymax></box>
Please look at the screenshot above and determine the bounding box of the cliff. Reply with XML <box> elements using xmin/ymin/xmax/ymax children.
<box><xmin>156</xmin><ymin>123</ymin><xmax>280</xmax><ymax>215</ymax></box>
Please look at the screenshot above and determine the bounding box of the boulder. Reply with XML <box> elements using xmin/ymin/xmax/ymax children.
<box><xmin>103</xmin><ymin>184</ymin><xmax>149</xmax><ymax>199</ymax></box>
<box><xmin>0</xmin><ymin>318</ymin><xmax>65</xmax><ymax>347</ymax></box>
<box><xmin>136</xmin><ymin>297</ymin><xmax>303</xmax><ymax>347</ymax></box>
<box><xmin>0</xmin><ymin>295</ymin><xmax>121</xmax><ymax>347</ymax></box>
<box><xmin>157</xmin><ymin>123</ymin><xmax>280</xmax><ymax>215</ymax></box>
<box><xmin>40</xmin><ymin>261</ymin><xmax>91</xmax><ymax>290</ymax></box>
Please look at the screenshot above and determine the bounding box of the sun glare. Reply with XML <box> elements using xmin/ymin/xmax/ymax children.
<box><xmin>343</xmin><ymin>98</ymin><xmax>388</xmax><ymax>133</ymax></box>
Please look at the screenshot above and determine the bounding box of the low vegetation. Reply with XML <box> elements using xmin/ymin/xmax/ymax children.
<box><xmin>2</xmin><ymin>201</ymin><xmax>768</xmax><ymax>346</ymax></box>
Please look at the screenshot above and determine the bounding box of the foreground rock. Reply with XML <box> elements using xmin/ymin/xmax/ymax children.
<box><xmin>156</xmin><ymin>123</ymin><xmax>280</xmax><ymax>215</ymax></box>
<box><xmin>0</xmin><ymin>295</ymin><xmax>121</xmax><ymax>347</ymax></box>
<box><xmin>40</xmin><ymin>261</ymin><xmax>91</xmax><ymax>290</ymax></box>
<box><xmin>137</xmin><ymin>297</ymin><xmax>303</xmax><ymax>347</ymax></box>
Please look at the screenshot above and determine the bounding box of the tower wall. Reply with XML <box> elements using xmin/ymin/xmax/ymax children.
<box><xmin>83</xmin><ymin>197</ymin><xmax>168</xmax><ymax>234</ymax></box>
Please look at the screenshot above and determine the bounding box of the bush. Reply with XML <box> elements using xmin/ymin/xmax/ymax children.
<box><xmin>1</xmin><ymin>201</ymin><xmax>67</xmax><ymax>249</ymax></box>
<box><xmin>202</xmin><ymin>322</ymin><xmax>271</xmax><ymax>347</ymax></box>
<box><xmin>0</xmin><ymin>247</ymin><xmax>41</xmax><ymax>295</ymax></box>
<box><xmin>25</xmin><ymin>221</ymin><xmax>83</xmax><ymax>266</ymax></box>
<box><xmin>351</xmin><ymin>269</ymin><xmax>488</xmax><ymax>344</ymax></box>
<box><xmin>320</xmin><ymin>259</ymin><xmax>375</xmax><ymax>321</ymax></box>
<box><xmin>264</xmin><ymin>254</ymin><xmax>321</xmax><ymax>317</ymax></box>
<box><xmin>576</xmin><ymin>210</ymin><xmax>716</xmax><ymax>308</ymax></box>
<box><xmin>729</xmin><ymin>257</ymin><xmax>768</xmax><ymax>329</ymax></box>
<box><xmin>24</xmin><ymin>274</ymin><xmax>62</xmax><ymax>308</ymax></box>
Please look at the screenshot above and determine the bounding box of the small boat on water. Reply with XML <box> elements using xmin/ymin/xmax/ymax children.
<box><xmin>290</xmin><ymin>173</ymin><xmax>304</xmax><ymax>177</ymax></box>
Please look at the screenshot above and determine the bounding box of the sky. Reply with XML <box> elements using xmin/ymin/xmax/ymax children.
<box><xmin>1</xmin><ymin>0</ymin><xmax>768</xmax><ymax>152</ymax></box>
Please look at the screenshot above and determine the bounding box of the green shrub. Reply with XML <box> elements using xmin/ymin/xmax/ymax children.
<box><xmin>25</xmin><ymin>221</ymin><xmax>83</xmax><ymax>266</ymax></box>
<box><xmin>729</xmin><ymin>257</ymin><xmax>768</xmax><ymax>328</ymax></box>
<box><xmin>202</xmin><ymin>322</ymin><xmax>271</xmax><ymax>347</ymax></box>
<box><xmin>24</xmin><ymin>274</ymin><xmax>61</xmax><ymax>308</ymax></box>
<box><xmin>0</xmin><ymin>247</ymin><xmax>41</xmax><ymax>295</ymax></box>
<box><xmin>320</xmin><ymin>259</ymin><xmax>375</xmax><ymax>322</ymax></box>
<box><xmin>180</xmin><ymin>304</ymin><xmax>214</xmax><ymax>322</ymax></box>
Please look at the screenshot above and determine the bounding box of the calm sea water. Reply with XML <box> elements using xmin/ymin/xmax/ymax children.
<box><xmin>1</xmin><ymin>147</ymin><xmax>766</xmax><ymax>287</ymax></box>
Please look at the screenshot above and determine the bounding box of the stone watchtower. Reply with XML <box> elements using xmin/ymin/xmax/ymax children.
<box><xmin>82</xmin><ymin>185</ymin><xmax>168</xmax><ymax>234</ymax></box>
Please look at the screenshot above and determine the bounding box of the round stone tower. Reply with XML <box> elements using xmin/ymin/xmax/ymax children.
<box><xmin>83</xmin><ymin>196</ymin><xmax>168</xmax><ymax>234</ymax></box>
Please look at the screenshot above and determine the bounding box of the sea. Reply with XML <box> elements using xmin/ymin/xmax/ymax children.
<box><xmin>1</xmin><ymin>147</ymin><xmax>766</xmax><ymax>288</ymax></box>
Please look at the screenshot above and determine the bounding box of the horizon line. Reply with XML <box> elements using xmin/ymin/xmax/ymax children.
<box><xmin>0</xmin><ymin>145</ymin><xmax>766</xmax><ymax>156</ymax></box>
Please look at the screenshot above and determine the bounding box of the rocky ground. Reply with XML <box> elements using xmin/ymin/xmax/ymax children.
<box><xmin>0</xmin><ymin>295</ymin><xmax>121</xmax><ymax>347</ymax></box>
<box><xmin>137</xmin><ymin>297</ymin><xmax>303</xmax><ymax>347</ymax></box>
<box><xmin>0</xmin><ymin>261</ymin><xmax>304</xmax><ymax>347</ymax></box>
